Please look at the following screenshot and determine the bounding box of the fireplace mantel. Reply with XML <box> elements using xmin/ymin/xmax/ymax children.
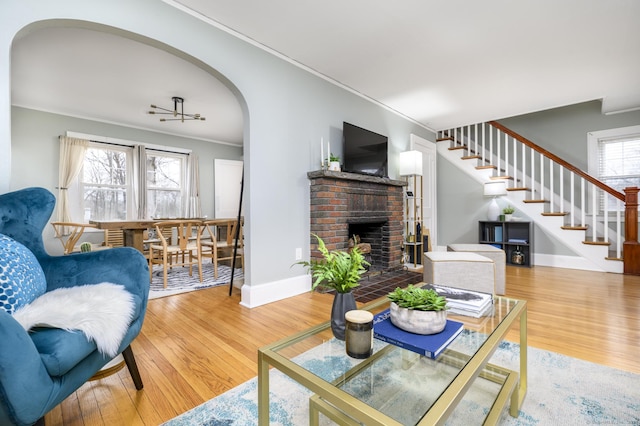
<box><xmin>307</xmin><ymin>170</ymin><xmax>406</xmax><ymax>187</ymax></box>
<box><xmin>308</xmin><ymin>170</ymin><xmax>405</xmax><ymax>271</ymax></box>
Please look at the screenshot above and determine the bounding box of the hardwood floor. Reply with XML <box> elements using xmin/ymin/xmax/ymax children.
<box><xmin>44</xmin><ymin>266</ymin><xmax>640</xmax><ymax>425</ymax></box>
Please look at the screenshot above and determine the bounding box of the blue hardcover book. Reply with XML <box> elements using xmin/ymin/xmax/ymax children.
<box><xmin>494</xmin><ymin>226</ymin><xmax>503</xmax><ymax>242</ymax></box>
<box><xmin>373</xmin><ymin>309</ymin><xmax>464</xmax><ymax>359</ymax></box>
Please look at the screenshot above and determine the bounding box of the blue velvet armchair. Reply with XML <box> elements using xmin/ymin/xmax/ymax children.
<box><xmin>0</xmin><ymin>187</ymin><xmax>149</xmax><ymax>426</ymax></box>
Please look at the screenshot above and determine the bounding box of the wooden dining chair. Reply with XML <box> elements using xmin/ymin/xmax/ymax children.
<box><xmin>148</xmin><ymin>220</ymin><xmax>203</xmax><ymax>288</ymax></box>
<box><xmin>199</xmin><ymin>218</ymin><xmax>244</xmax><ymax>280</ymax></box>
<box><xmin>142</xmin><ymin>226</ymin><xmax>173</xmax><ymax>259</ymax></box>
<box><xmin>51</xmin><ymin>222</ymin><xmax>109</xmax><ymax>255</ymax></box>
<box><xmin>103</xmin><ymin>229</ymin><xmax>124</xmax><ymax>248</ymax></box>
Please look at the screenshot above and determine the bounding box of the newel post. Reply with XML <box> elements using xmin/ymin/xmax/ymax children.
<box><xmin>623</xmin><ymin>187</ymin><xmax>640</xmax><ymax>275</ymax></box>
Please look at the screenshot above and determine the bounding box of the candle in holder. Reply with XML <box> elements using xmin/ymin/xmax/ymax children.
<box><xmin>345</xmin><ymin>310</ymin><xmax>374</xmax><ymax>359</ymax></box>
<box><xmin>321</xmin><ymin>137</ymin><xmax>324</xmax><ymax>169</ymax></box>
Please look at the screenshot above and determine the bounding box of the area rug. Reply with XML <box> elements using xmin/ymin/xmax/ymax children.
<box><xmin>163</xmin><ymin>330</ymin><xmax>640</xmax><ymax>425</ymax></box>
<box><xmin>149</xmin><ymin>264</ymin><xmax>243</xmax><ymax>300</ymax></box>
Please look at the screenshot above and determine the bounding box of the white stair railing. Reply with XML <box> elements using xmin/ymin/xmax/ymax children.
<box><xmin>438</xmin><ymin>123</ymin><xmax>629</xmax><ymax>260</ymax></box>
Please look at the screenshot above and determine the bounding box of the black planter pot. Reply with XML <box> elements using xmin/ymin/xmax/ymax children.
<box><xmin>331</xmin><ymin>292</ymin><xmax>357</xmax><ymax>340</ymax></box>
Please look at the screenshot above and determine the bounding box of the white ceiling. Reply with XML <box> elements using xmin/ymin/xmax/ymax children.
<box><xmin>11</xmin><ymin>27</ymin><xmax>244</xmax><ymax>145</ymax></box>
<box><xmin>11</xmin><ymin>0</ymin><xmax>640</xmax><ymax>145</ymax></box>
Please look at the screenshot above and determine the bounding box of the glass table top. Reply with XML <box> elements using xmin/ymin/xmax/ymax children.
<box><xmin>265</xmin><ymin>296</ymin><xmax>524</xmax><ymax>425</ymax></box>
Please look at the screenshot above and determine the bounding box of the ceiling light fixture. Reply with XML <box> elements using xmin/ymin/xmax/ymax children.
<box><xmin>147</xmin><ymin>96</ymin><xmax>205</xmax><ymax>122</ymax></box>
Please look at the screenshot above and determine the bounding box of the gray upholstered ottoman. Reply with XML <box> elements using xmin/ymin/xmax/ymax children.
<box><xmin>447</xmin><ymin>244</ymin><xmax>506</xmax><ymax>295</ymax></box>
<box><xmin>423</xmin><ymin>251</ymin><xmax>495</xmax><ymax>295</ymax></box>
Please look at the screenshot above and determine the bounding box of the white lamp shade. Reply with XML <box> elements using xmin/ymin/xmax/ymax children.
<box><xmin>483</xmin><ymin>181</ymin><xmax>507</xmax><ymax>196</ymax></box>
<box><xmin>399</xmin><ymin>150</ymin><xmax>423</xmax><ymax>176</ymax></box>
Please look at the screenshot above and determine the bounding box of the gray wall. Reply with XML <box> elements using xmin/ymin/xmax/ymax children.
<box><xmin>498</xmin><ymin>100</ymin><xmax>640</xmax><ymax>171</ymax></box>
<box><xmin>0</xmin><ymin>0</ymin><xmax>435</xmax><ymax>304</ymax></box>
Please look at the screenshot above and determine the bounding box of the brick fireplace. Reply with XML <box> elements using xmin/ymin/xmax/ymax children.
<box><xmin>308</xmin><ymin>170</ymin><xmax>405</xmax><ymax>271</ymax></box>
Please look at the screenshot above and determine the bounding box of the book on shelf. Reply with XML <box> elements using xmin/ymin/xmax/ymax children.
<box><xmin>494</xmin><ymin>226</ymin><xmax>503</xmax><ymax>242</ymax></box>
<box><xmin>421</xmin><ymin>284</ymin><xmax>493</xmax><ymax>318</ymax></box>
<box><xmin>508</xmin><ymin>238</ymin><xmax>528</xmax><ymax>244</ymax></box>
<box><xmin>373</xmin><ymin>309</ymin><xmax>464</xmax><ymax>359</ymax></box>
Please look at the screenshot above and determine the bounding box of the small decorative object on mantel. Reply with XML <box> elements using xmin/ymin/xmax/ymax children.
<box><xmin>387</xmin><ymin>285</ymin><xmax>448</xmax><ymax>335</ymax></box>
<box><xmin>328</xmin><ymin>153</ymin><xmax>341</xmax><ymax>171</ymax></box>
<box><xmin>294</xmin><ymin>234</ymin><xmax>369</xmax><ymax>340</ymax></box>
<box><xmin>503</xmin><ymin>205</ymin><xmax>515</xmax><ymax>221</ymax></box>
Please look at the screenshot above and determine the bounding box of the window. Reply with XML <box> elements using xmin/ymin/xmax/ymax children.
<box><xmin>588</xmin><ymin>125</ymin><xmax>640</xmax><ymax>211</ymax></box>
<box><xmin>67</xmin><ymin>136</ymin><xmax>190</xmax><ymax>222</ymax></box>
<box><xmin>146</xmin><ymin>151</ymin><xmax>186</xmax><ymax>218</ymax></box>
<box><xmin>81</xmin><ymin>144</ymin><xmax>132</xmax><ymax>221</ymax></box>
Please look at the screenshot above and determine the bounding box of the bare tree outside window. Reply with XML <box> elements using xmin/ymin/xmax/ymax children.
<box><xmin>146</xmin><ymin>153</ymin><xmax>183</xmax><ymax>218</ymax></box>
<box><xmin>83</xmin><ymin>147</ymin><xmax>127</xmax><ymax>220</ymax></box>
<box><xmin>75</xmin><ymin>143</ymin><xmax>187</xmax><ymax>222</ymax></box>
<box><xmin>599</xmin><ymin>137</ymin><xmax>640</xmax><ymax>211</ymax></box>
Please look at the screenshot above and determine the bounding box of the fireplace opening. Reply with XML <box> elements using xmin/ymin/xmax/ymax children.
<box><xmin>348</xmin><ymin>222</ymin><xmax>385</xmax><ymax>271</ymax></box>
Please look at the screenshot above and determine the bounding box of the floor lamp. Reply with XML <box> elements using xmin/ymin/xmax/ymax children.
<box><xmin>484</xmin><ymin>181</ymin><xmax>507</xmax><ymax>221</ymax></box>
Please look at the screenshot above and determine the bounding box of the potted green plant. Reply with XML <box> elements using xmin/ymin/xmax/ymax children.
<box><xmin>295</xmin><ymin>233</ymin><xmax>369</xmax><ymax>340</ymax></box>
<box><xmin>387</xmin><ymin>285</ymin><xmax>448</xmax><ymax>335</ymax></box>
<box><xmin>328</xmin><ymin>153</ymin><xmax>341</xmax><ymax>171</ymax></box>
<box><xmin>503</xmin><ymin>205</ymin><xmax>515</xmax><ymax>221</ymax></box>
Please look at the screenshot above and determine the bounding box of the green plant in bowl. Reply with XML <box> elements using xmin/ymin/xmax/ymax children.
<box><xmin>387</xmin><ymin>284</ymin><xmax>448</xmax><ymax>311</ymax></box>
<box><xmin>503</xmin><ymin>205</ymin><xmax>515</xmax><ymax>214</ymax></box>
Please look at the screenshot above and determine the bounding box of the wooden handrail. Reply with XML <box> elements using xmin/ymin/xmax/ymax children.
<box><xmin>489</xmin><ymin>121</ymin><xmax>625</xmax><ymax>202</ymax></box>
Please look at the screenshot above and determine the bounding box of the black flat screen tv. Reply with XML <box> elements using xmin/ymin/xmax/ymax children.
<box><xmin>342</xmin><ymin>122</ymin><xmax>388</xmax><ymax>177</ymax></box>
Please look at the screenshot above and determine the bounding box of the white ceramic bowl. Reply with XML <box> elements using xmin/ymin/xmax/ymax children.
<box><xmin>389</xmin><ymin>302</ymin><xmax>447</xmax><ymax>335</ymax></box>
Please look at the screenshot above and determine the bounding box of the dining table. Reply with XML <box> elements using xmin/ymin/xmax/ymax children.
<box><xmin>89</xmin><ymin>218</ymin><xmax>240</xmax><ymax>253</ymax></box>
<box><xmin>89</xmin><ymin>219</ymin><xmax>157</xmax><ymax>253</ymax></box>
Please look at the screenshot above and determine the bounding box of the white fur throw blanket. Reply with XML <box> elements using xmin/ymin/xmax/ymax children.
<box><xmin>12</xmin><ymin>283</ymin><xmax>135</xmax><ymax>357</ymax></box>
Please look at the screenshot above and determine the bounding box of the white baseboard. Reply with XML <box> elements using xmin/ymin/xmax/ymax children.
<box><xmin>240</xmin><ymin>274</ymin><xmax>311</xmax><ymax>308</ymax></box>
<box><xmin>532</xmin><ymin>253</ymin><xmax>606</xmax><ymax>272</ymax></box>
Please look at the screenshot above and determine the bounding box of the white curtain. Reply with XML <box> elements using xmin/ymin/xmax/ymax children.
<box><xmin>185</xmin><ymin>153</ymin><xmax>201</xmax><ymax>217</ymax></box>
<box><xmin>57</xmin><ymin>136</ymin><xmax>88</xmax><ymax>224</ymax></box>
<box><xmin>132</xmin><ymin>145</ymin><xmax>147</xmax><ymax>219</ymax></box>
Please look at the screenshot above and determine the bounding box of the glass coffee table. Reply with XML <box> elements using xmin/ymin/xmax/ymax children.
<box><xmin>258</xmin><ymin>296</ymin><xmax>527</xmax><ymax>425</ymax></box>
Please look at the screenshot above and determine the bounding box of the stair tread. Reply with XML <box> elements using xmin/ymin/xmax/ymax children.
<box><xmin>436</xmin><ymin>136</ymin><xmax>453</xmax><ymax>142</ymax></box>
<box><xmin>541</xmin><ymin>212</ymin><xmax>568</xmax><ymax>216</ymax></box>
<box><xmin>583</xmin><ymin>240</ymin><xmax>611</xmax><ymax>246</ymax></box>
<box><xmin>449</xmin><ymin>146</ymin><xmax>467</xmax><ymax>151</ymax></box>
<box><xmin>507</xmin><ymin>187</ymin><xmax>529</xmax><ymax>191</ymax></box>
<box><xmin>461</xmin><ymin>155</ymin><xmax>481</xmax><ymax>160</ymax></box>
<box><xmin>523</xmin><ymin>199</ymin><xmax>547</xmax><ymax>203</ymax></box>
<box><xmin>561</xmin><ymin>225</ymin><xmax>588</xmax><ymax>230</ymax></box>
<box><xmin>490</xmin><ymin>175</ymin><xmax>513</xmax><ymax>180</ymax></box>
<box><xmin>476</xmin><ymin>165</ymin><xmax>497</xmax><ymax>170</ymax></box>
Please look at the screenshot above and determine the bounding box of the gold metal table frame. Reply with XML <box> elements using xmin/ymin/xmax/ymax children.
<box><xmin>258</xmin><ymin>296</ymin><xmax>527</xmax><ymax>425</ymax></box>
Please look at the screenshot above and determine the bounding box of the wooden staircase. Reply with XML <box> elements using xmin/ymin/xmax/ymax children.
<box><xmin>436</xmin><ymin>122</ymin><xmax>639</xmax><ymax>274</ymax></box>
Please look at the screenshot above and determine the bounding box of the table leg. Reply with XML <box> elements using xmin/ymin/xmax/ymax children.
<box><xmin>123</xmin><ymin>229</ymin><xmax>145</xmax><ymax>253</ymax></box>
<box><xmin>309</xmin><ymin>394</ymin><xmax>362</xmax><ymax>426</ymax></box>
<box><xmin>511</xmin><ymin>307</ymin><xmax>528</xmax><ymax>417</ymax></box>
<box><xmin>257</xmin><ymin>351</ymin><xmax>270</xmax><ymax>425</ymax></box>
